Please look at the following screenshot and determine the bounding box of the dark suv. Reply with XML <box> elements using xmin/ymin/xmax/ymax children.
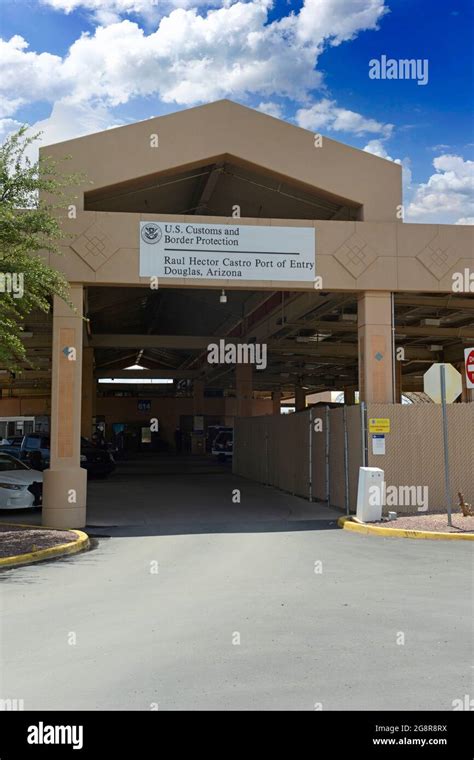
<box><xmin>211</xmin><ymin>429</ymin><xmax>233</xmax><ymax>462</ymax></box>
<box><xmin>0</xmin><ymin>435</ymin><xmax>115</xmax><ymax>478</ymax></box>
<box><xmin>79</xmin><ymin>437</ymin><xmax>116</xmax><ymax>478</ymax></box>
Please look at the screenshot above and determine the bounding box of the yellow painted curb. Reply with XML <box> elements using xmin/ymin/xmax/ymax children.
<box><xmin>0</xmin><ymin>523</ymin><xmax>90</xmax><ymax>569</ymax></box>
<box><xmin>337</xmin><ymin>516</ymin><xmax>474</xmax><ymax>541</ymax></box>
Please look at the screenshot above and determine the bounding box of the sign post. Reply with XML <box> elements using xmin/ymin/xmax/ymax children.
<box><xmin>423</xmin><ymin>363</ymin><xmax>462</xmax><ymax>527</ymax></box>
<box><xmin>440</xmin><ymin>365</ymin><xmax>452</xmax><ymax>527</ymax></box>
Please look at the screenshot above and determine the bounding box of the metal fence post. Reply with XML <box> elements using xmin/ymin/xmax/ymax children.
<box><xmin>308</xmin><ymin>408</ymin><xmax>313</xmax><ymax>502</ymax></box>
<box><xmin>440</xmin><ymin>365</ymin><xmax>453</xmax><ymax>527</ymax></box>
<box><xmin>343</xmin><ymin>405</ymin><xmax>350</xmax><ymax>515</ymax></box>
<box><xmin>325</xmin><ymin>405</ymin><xmax>330</xmax><ymax>507</ymax></box>
<box><xmin>265</xmin><ymin>419</ymin><xmax>269</xmax><ymax>487</ymax></box>
<box><xmin>360</xmin><ymin>401</ymin><xmax>367</xmax><ymax>468</ymax></box>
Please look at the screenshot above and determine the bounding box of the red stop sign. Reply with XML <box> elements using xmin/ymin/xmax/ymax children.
<box><xmin>465</xmin><ymin>349</ymin><xmax>474</xmax><ymax>387</ymax></box>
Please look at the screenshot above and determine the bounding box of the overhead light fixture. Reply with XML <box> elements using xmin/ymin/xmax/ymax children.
<box><xmin>429</xmin><ymin>345</ymin><xmax>443</xmax><ymax>352</ymax></box>
<box><xmin>421</xmin><ymin>318</ymin><xmax>441</xmax><ymax>326</ymax></box>
<box><xmin>340</xmin><ymin>314</ymin><xmax>357</xmax><ymax>322</ymax></box>
<box><xmin>220</xmin><ymin>289</ymin><xmax>227</xmax><ymax>304</ymax></box>
<box><xmin>296</xmin><ymin>333</ymin><xmax>331</xmax><ymax>342</ymax></box>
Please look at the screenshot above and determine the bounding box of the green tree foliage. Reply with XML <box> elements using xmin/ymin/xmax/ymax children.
<box><xmin>0</xmin><ymin>126</ymin><xmax>79</xmax><ymax>369</ymax></box>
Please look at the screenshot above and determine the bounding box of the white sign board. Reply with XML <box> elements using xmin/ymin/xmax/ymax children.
<box><xmin>372</xmin><ymin>434</ymin><xmax>386</xmax><ymax>455</ymax></box>
<box><xmin>423</xmin><ymin>363</ymin><xmax>462</xmax><ymax>404</ymax></box>
<box><xmin>139</xmin><ymin>222</ymin><xmax>315</xmax><ymax>281</ymax></box>
<box><xmin>193</xmin><ymin>415</ymin><xmax>204</xmax><ymax>431</ymax></box>
<box><xmin>464</xmin><ymin>347</ymin><xmax>474</xmax><ymax>389</ymax></box>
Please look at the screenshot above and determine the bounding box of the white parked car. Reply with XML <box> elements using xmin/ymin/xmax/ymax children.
<box><xmin>0</xmin><ymin>453</ymin><xmax>43</xmax><ymax>509</ymax></box>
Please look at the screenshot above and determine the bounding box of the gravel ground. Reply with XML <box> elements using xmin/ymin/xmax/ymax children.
<box><xmin>374</xmin><ymin>513</ymin><xmax>474</xmax><ymax>533</ymax></box>
<box><xmin>0</xmin><ymin>525</ymin><xmax>77</xmax><ymax>558</ymax></box>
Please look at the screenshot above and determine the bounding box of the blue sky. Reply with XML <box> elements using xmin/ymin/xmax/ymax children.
<box><xmin>0</xmin><ymin>0</ymin><xmax>472</xmax><ymax>223</ymax></box>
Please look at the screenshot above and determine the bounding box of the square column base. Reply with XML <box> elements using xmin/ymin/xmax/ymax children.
<box><xmin>42</xmin><ymin>467</ymin><xmax>87</xmax><ymax>529</ymax></box>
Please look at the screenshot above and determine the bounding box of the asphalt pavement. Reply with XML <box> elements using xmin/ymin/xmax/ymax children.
<box><xmin>0</xmin><ymin>459</ymin><xmax>471</xmax><ymax>711</ymax></box>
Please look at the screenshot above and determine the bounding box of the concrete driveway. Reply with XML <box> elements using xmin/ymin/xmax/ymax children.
<box><xmin>0</xmin><ymin>457</ymin><xmax>472</xmax><ymax>710</ymax></box>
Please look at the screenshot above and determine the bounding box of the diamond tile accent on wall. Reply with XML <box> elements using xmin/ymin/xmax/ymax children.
<box><xmin>70</xmin><ymin>222</ymin><xmax>119</xmax><ymax>271</ymax></box>
<box><xmin>334</xmin><ymin>233</ymin><xmax>377</xmax><ymax>278</ymax></box>
<box><xmin>416</xmin><ymin>235</ymin><xmax>459</xmax><ymax>280</ymax></box>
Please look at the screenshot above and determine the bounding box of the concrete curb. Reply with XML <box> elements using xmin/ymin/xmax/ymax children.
<box><xmin>337</xmin><ymin>516</ymin><xmax>474</xmax><ymax>541</ymax></box>
<box><xmin>0</xmin><ymin>523</ymin><xmax>90</xmax><ymax>569</ymax></box>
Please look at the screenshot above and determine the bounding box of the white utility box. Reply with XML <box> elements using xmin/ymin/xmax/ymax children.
<box><xmin>356</xmin><ymin>467</ymin><xmax>384</xmax><ymax>522</ymax></box>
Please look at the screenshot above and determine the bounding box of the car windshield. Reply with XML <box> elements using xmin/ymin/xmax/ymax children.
<box><xmin>0</xmin><ymin>454</ymin><xmax>29</xmax><ymax>471</ymax></box>
<box><xmin>25</xmin><ymin>436</ymin><xmax>50</xmax><ymax>449</ymax></box>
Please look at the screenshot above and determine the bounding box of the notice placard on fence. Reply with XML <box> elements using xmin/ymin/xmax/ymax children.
<box><xmin>372</xmin><ymin>434</ymin><xmax>386</xmax><ymax>455</ymax></box>
<box><xmin>368</xmin><ymin>418</ymin><xmax>390</xmax><ymax>434</ymax></box>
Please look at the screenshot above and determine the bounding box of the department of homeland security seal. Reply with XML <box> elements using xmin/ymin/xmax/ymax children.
<box><xmin>141</xmin><ymin>223</ymin><xmax>162</xmax><ymax>244</ymax></box>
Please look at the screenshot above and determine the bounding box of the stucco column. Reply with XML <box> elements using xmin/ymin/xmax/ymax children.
<box><xmin>81</xmin><ymin>347</ymin><xmax>95</xmax><ymax>438</ymax></box>
<box><xmin>42</xmin><ymin>286</ymin><xmax>87</xmax><ymax>528</ymax></box>
<box><xmin>344</xmin><ymin>386</ymin><xmax>356</xmax><ymax>405</ymax></box>
<box><xmin>295</xmin><ymin>385</ymin><xmax>306</xmax><ymax>411</ymax></box>
<box><xmin>358</xmin><ymin>291</ymin><xmax>394</xmax><ymax>403</ymax></box>
<box><xmin>271</xmin><ymin>390</ymin><xmax>281</xmax><ymax>415</ymax></box>
<box><xmin>236</xmin><ymin>364</ymin><xmax>253</xmax><ymax>417</ymax></box>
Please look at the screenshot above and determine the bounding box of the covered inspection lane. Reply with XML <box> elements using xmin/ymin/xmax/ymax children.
<box><xmin>0</xmin><ymin>99</ymin><xmax>472</xmax><ymax>527</ymax></box>
<box><xmin>4</xmin><ymin>284</ymin><xmax>474</xmax><ymax>527</ymax></box>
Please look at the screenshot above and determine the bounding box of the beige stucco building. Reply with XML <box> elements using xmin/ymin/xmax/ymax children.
<box><xmin>1</xmin><ymin>99</ymin><xmax>473</xmax><ymax>527</ymax></box>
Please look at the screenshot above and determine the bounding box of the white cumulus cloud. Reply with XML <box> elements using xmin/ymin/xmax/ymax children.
<box><xmin>1</xmin><ymin>0</ymin><xmax>389</xmax><ymax>118</ymax></box>
<box><xmin>256</xmin><ymin>101</ymin><xmax>284</xmax><ymax>118</ymax></box>
<box><xmin>32</xmin><ymin>101</ymin><xmax>123</xmax><ymax>148</ymax></box>
<box><xmin>363</xmin><ymin>138</ymin><xmax>394</xmax><ymax>159</ymax></box>
<box><xmin>41</xmin><ymin>0</ymin><xmax>217</xmax><ymax>24</ymax></box>
<box><xmin>0</xmin><ymin>118</ymin><xmax>24</xmax><ymax>145</ymax></box>
<box><xmin>407</xmin><ymin>154</ymin><xmax>474</xmax><ymax>223</ymax></box>
<box><xmin>363</xmin><ymin>138</ymin><xmax>412</xmax><ymax>198</ymax></box>
<box><xmin>0</xmin><ymin>36</ymin><xmax>65</xmax><ymax>112</ymax></box>
<box><xmin>0</xmin><ymin>0</ymin><xmax>393</xmax><ymax>156</ymax></box>
<box><xmin>296</xmin><ymin>99</ymin><xmax>392</xmax><ymax>136</ymax></box>
<box><xmin>296</xmin><ymin>0</ymin><xmax>388</xmax><ymax>45</ymax></box>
